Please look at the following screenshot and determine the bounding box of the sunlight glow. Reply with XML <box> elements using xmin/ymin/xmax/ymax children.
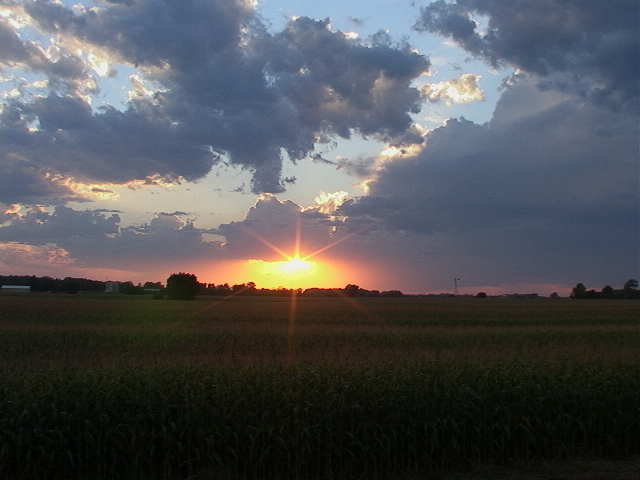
<box><xmin>43</xmin><ymin>173</ymin><xmax>121</xmax><ymax>201</ymax></box>
<box><xmin>226</xmin><ymin>196</ymin><xmax>391</xmax><ymax>290</ymax></box>
<box><xmin>278</xmin><ymin>257</ymin><xmax>313</xmax><ymax>275</ymax></box>
<box><xmin>244</xmin><ymin>256</ymin><xmax>335</xmax><ymax>289</ymax></box>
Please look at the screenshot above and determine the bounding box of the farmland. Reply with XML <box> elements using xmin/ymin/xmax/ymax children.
<box><xmin>1</xmin><ymin>294</ymin><xmax>639</xmax><ymax>479</ymax></box>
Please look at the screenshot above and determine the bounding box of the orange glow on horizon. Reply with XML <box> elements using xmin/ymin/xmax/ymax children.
<box><xmin>209</xmin><ymin>199</ymin><xmax>394</xmax><ymax>290</ymax></box>
<box><xmin>240</xmin><ymin>256</ymin><xmax>342</xmax><ymax>290</ymax></box>
<box><xmin>198</xmin><ymin>254</ymin><xmax>357</xmax><ymax>290</ymax></box>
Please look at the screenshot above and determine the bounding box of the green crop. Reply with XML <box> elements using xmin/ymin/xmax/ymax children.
<box><xmin>0</xmin><ymin>295</ymin><xmax>638</xmax><ymax>479</ymax></box>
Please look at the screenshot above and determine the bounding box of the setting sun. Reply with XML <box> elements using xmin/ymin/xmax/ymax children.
<box><xmin>235</xmin><ymin>256</ymin><xmax>342</xmax><ymax>290</ymax></box>
<box><xmin>277</xmin><ymin>257</ymin><xmax>313</xmax><ymax>275</ymax></box>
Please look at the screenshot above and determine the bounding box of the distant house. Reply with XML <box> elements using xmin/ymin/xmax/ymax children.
<box><xmin>105</xmin><ymin>281</ymin><xmax>120</xmax><ymax>293</ymax></box>
<box><xmin>0</xmin><ymin>285</ymin><xmax>31</xmax><ymax>293</ymax></box>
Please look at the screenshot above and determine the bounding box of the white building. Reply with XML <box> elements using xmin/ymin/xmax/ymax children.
<box><xmin>1</xmin><ymin>285</ymin><xmax>31</xmax><ymax>292</ymax></box>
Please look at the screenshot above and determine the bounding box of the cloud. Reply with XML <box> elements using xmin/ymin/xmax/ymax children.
<box><xmin>0</xmin><ymin>205</ymin><xmax>228</xmax><ymax>282</ymax></box>
<box><xmin>2</xmin><ymin>1</ymin><xmax>429</xmax><ymax>203</ymax></box>
<box><xmin>420</xmin><ymin>73</ymin><xmax>484</xmax><ymax>105</ymax></box>
<box><xmin>0</xmin><ymin>241</ymin><xmax>74</xmax><ymax>266</ymax></box>
<box><xmin>0</xmin><ymin>156</ymin><xmax>85</xmax><ymax>204</ymax></box>
<box><xmin>310</xmin><ymin>0</ymin><xmax>637</xmax><ymax>292</ymax></box>
<box><xmin>0</xmin><ymin>195</ymin><xmax>353</xmax><ymax>285</ymax></box>
<box><xmin>0</xmin><ymin>205</ymin><xmax>120</xmax><ymax>242</ymax></box>
<box><xmin>159</xmin><ymin>211</ymin><xmax>189</xmax><ymax>217</ymax></box>
<box><xmin>340</xmin><ymin>75</ymin><xmax>639</xmax><ymax>289</ymax></box>
<box><xmin>414</xmin><ymin>0</ymin><xmax>639</xmax><ymax>113</ymax></box>
<box><xmin>312</xmin><ymin>191</ymin><xmax>350</xmax><ymax>215</ymax></box>
<box><xmin>0</xmin><ymin>13</ymin><xmax>95</xmax><ymax>97</ymax></box>
<box><xmin>215</xmin><ymin>194</ymin><xmax>337</xmax><ymax>261</ymax></box>
<box><xmin>0</xmin><ymin>203</ymin><xmax>21</xmax><ymax>226</ymax></box>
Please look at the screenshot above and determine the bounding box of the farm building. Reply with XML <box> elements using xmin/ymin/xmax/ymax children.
<box><xmin>0</xmin><ymin>285</ymin><xmax>31</xmax><ymax>293</ymax></box>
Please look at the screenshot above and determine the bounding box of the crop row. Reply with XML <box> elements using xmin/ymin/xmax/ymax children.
<box><xmin>2</xmin><ymin>361</ymin><xmax>639</xmax><ymax>480</ymax></box>
<box><xmin>2</xmin><ymin>326</ymin><xmax>639</xmax><ymax>370</ymax></box>
<box><xmin>2</xmin><ymin>296</ymin><xmax>639</xmax><ymax>329</ymax></box>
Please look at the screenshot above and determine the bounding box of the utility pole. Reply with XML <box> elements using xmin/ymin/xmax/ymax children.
<box><xmin>454</xmin><ymin>278</ymin><xmax>460</xmax><ymax>296</ymax></box>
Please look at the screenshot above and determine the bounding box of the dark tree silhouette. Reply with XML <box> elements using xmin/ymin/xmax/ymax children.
<box><xmin>119</xmin><ymin>281</ymin><xmax>145</xmax><ymax>295</ymax></box>
<box><xmin>623</xmin><ymin>279</ymin><xmax>639</xmax><ymax>299</ymax></box>
<box><xmin>570</xmin><ymin>283</ymin><xmax>586</xmax><ymax>299</ymax></box>
<box><xmin>166</xmin><ymin>273</ymin><xmax>199</xmax><ymax>300</ymax></box>
<box><xmin>601</xmin><ymin>285</ymin><xmax>614</xmax><ymax>299</ymax></box>
<box><xmin>344</xmin><ymin>284</ymin><xmax>361</xmax><ymax>297</ymax></box>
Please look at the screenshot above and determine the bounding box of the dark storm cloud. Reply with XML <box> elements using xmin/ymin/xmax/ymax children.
<box><xmin>0</xmin><ymin>205</ymin><xmax>120</xmax><ymax>242</ymax></box>
<box><xmin>0</xmin><ymin>155</ymin><xmax>80</xmax><ymax>204</ymax></box>
<box><xmin>316</xmin><ymin>0</ymin><xmax>639</xmax><ymax>290</ymax></box>
<box><xmin>1</xmin><ymin>94</ymin><xmax>214</xmax><ymax>188</ymax></box>
<box><xmin>414</xmin><ymin>0</ymin><xmax>639</xmax><ymax>113</ymax></box>
<box><xmin>340</xmin><ymin>77</ymin><xmax>639</xmax><ymax>287</ymax></box>
<box><xmin>0</xmin><ymin>17</ymin><xmax>89</xmax><ymax>85</ymax></box>
<box><xmin>0</xmin><ymin>206</ymin><xmax>220</xmax><ymax>268</ymax></box>
<box><xmin>24</xmin><ymin>0</ymin><xmax>250</xmax><ymax>69</ymax></box>
<box><xmin>1</xmin><ymin>0</ymin><xmax>429</xmax><ymax>202</ymax></box>
<box><xmin>272</xmin><ymin>18</ymin><xmax>427</xmax><ymax>140</ymax></box>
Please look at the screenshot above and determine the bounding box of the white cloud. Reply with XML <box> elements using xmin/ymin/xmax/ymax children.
<box><xmin>420</xmin><ymin>73</ymin><xmax>484</xmax><ymax>105</ymax></box>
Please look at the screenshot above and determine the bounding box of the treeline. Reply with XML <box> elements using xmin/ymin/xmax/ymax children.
<box><xmin>571</xmin><ymin>279</ymin><xmax>639</xmax><ymax>299</ymax></box>
<box><xmin>0</xmin><ymin>275</ymin><xmax>164</xmax><ymax>295</ymax></box>
<box><xmin>0</xmin><ymin>275</ymin><xmax>404</xmax><ymax>298</ymax></box>
<box><xmin>198</xmin><ymin>283</ymin><xmax>403</xmax><ymax>298</ymax></box>
<box><xmin>0</xmin><ymin>275</ymin><xmax>105</xmax><ymax>294</ymax></box>
<box><xmin>300</xmin><ymin>284</ymin><xmax>404</xmax><ymax>297</ymax></box>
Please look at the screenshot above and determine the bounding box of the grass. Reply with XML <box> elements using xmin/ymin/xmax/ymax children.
<box><xmin>0</xmin><ymin>294</ymin><xmax>639</xmax><ymax>479</ymax></box>
<box><xmin>436</xmin><ymin>457</ymin><xmax>640</xmax><ymax>480</ymax></box>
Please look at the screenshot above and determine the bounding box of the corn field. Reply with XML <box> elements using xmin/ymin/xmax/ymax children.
<box><xmin>1</xmin><ymin>294</ymin><xmax>639</xmax><ymax>479</ymax></box>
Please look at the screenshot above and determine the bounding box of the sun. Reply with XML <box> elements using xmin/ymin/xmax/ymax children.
<box><xmin>277</xmin><ymin>257</ymin><xmax>313</xmax><ymax>275</ymax></box>
<box><xmin>227</xmin><ymin>210</ymin><xmax>367</xmax><ymax>289</ymax></box>
<box><xmin>241</xmin><ymin>255</ymin><xmax>339</xmax><ymax>290</ymax></box>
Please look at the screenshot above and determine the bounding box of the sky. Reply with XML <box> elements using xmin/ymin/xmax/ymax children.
<box><xmin>0</xmin><ymin>0</ymin><xmax>638</xmax><ymax>295</ymax></box>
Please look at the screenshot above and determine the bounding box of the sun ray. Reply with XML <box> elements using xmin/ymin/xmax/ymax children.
<box><xmin>301</xmin><ymin>209</ymin><xmax>396</xmax><ymax>261</ymax></box>
<box><xmin>239</xmin><ymin>225</ymin><xmax>294</xmax><ymax>261</ymax></box>
<box><xmin>287</xmin><ymin>289</ymin><xmax>298</xmax><ymax>364</ymax></box>
<box><xmin>227</xmin><ymin>205</ymin><xmax>410</xmax><ymax>365</ymax></box>
<box><xmin>293</xmin><ymin>210</ymin><xmax>302</xmax><ymax>258</ymax></box>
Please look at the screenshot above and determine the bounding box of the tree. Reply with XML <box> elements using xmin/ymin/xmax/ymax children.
<box><xmin>381</xmin><ymin>290</ymin><xmax>404</xmax><ymax>297</ymax></box>
<box><xmin>570</xmin><ymin>283</ymin><xmax>586</xmax><ymax>299</ymax></box>
<box><xmin>622</xmin><ymin>279</ymin><xmax>639</xmax><ymax>299</ymax></box>
<box><xmin>166</xmin><ymin>273</ymin><xmax>199</xmax><ymax>300</ymax></box>
<box><xmin>601</xmin><ymin>285</ymin><xmax>614</xmax><ymax>299</ymax></box>
<box><xmin>344</xmin><ymin>284</ymin><xmax>361</xmax><ymax>297</ymax></box>
<box><xmin>119</xmin><ymin>281</ymin><xmax>145</xmax><ymax>295</ymax></box>
<box><xmin>584</xmin><ymin>289</ymin><xmax>600</xmax><ymax>299</ymax></box>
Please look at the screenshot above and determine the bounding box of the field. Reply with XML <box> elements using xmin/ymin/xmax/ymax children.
<box><xmin>0</xmin><ymin>294</ymin><xmax>639</xmax><ymax>479</ymax></box>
